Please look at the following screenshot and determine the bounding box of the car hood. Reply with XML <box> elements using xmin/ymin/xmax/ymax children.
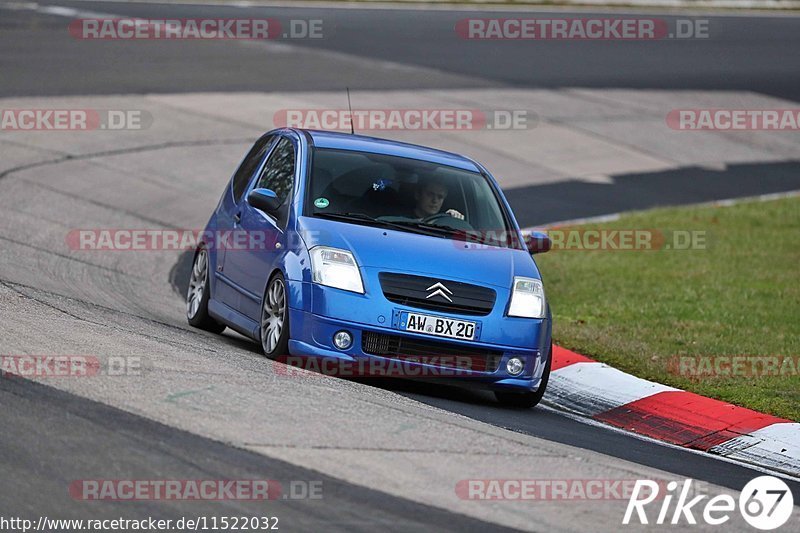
<box><xmin>297</xmin><ymin>216</ymin><xmax>539</xmax><ymax>289</ymax></box>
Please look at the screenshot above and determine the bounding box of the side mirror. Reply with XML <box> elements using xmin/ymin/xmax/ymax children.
<box><xmin>525</xmin><ymin>231</ymin><xmax>551</xmax><ymax>255</ymax></box>
<box><xmin>247</xmin><ymin>188</ymin><xmax>281</xmax><ymax>215</ymax></box>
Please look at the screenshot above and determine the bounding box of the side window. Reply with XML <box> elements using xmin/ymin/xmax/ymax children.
<box><xmin>255</xmin><ymin>137</ymin><xmax>295</xmax><ymax>207</ymax></box>
<box><xmin>231</xmin><ymin>135</ymin><xmax>273</xmax><ymax>203</ymax></box>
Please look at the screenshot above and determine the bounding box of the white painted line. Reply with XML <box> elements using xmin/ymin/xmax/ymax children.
<box><xmin>0</xmin><ymin>3</ymin><xmax>118</xmax><ymax>19</ymax></box>
<box><xmin>558</xmin><ymin>0</ymin><xmax>800</xmax><ymax>8</ymax></box>
<box><xmin>527</xmin><ymin>213</ymin><xmax>622</xmax><ymax>230</ymax></box>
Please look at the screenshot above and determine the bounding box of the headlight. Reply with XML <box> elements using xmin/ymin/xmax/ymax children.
<box><xmin>310</xmin><ymin>246</ymin><xmax>365</xmax><ymax>294</ymax></box>
<box><xmin>507</xmin><ymin>277</ymin><xmax>546</xmax><ymax>318</ymax></box>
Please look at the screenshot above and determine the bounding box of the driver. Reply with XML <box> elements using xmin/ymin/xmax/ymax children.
<box><xmin>412</xmin><ymin>178</ymin><xmax>464</xmax><ymax>221</ymax></box>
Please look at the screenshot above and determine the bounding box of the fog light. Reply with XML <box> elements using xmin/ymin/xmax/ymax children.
<box><xmin>506</xmin><ymin>357</ymin><xmax>524</xmax><ymax>376</ymax></box>
<box><xmin>333</xmin><ymin>330</ymin><xmax>352</xmax><ymax>350</ymax></box>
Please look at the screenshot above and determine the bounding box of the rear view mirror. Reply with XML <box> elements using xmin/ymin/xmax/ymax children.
<box><xmin>525</xmin><ymin>231</ymin><xmax>551</xmax><ymax>255</ymax></box>
<box><xmin>247</xmin><ymin>188</ymin><xmax>281</xmax><ymax>215</ymax></box>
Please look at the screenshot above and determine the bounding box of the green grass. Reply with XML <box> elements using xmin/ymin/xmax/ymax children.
<box><xmin>535</xmin><ymin>196</ymin><xmax>800</xmax><ymax>421</ymax></box>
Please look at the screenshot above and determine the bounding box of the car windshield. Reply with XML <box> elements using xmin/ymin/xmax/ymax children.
<box><xmin>306</xmin><ymin>148</ymin><xmax>520</xmax><ymax>249</ymax></box>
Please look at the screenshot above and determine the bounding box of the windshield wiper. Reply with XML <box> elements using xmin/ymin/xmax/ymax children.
<box><xmin>313</xmin><ymin>212</ymin><xmax>376</xmax><ymax>223</ymax></box>
<box><xmin>381</xmin><ymin>219</ymin><xmax>460</xmax><ymax>237</ymax></box>
<box><xmin>312</xmin><ymin>212</ymin><xmax>448</xmax><ymax>238</ymax></box>
<box><xmin>386</xmin><ymin>221</ymin><xmax>513</xmax><ymax>247</ymax></box>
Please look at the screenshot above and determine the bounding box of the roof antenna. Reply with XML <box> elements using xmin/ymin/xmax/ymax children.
<box><xmin>346</xmin><ymin>87</ymin><xmax>355</xmax><ymax>135</ymax></box>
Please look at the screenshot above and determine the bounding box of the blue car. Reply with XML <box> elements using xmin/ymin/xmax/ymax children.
<box><xmin>187</xmin><ymin>128</ymin><xmax>553</xmax><ymax>407</ymax></box>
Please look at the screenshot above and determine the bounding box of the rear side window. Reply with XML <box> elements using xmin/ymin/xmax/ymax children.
<box><xmin>231</xmin><ymin>135</ymin><xmax>273</xmax><ymax>202</ymax></box>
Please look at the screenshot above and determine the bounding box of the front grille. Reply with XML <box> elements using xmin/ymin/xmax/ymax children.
<box><xmin>362</xmin><ymin>331</ymin><xmax>502</xmax><ymax>373</ymax></box>
<box><xmin>379</xmin><ymin>272</ymin><xmax>496</xmax><ymax>316</ymax></box>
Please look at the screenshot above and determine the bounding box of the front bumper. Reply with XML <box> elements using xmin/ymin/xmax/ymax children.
<box><xmin>285</xmin><ymin>279</ymin><xmax>551</xmax><ymax>393</ymax></box>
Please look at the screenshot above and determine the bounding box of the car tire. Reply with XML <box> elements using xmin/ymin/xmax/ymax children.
<box><xmin>260</xmin><ymin>272</ymin><xmax>290</xmax><ymax>359</ymax></box>
<box><xmin>186</xmin><ymin>246</ymin><xmax>226</xmax><ymax>334</ymax></box>
<box><xmin>494</xmin><ymin>344</ymin><xmax>552</xmax><ymax>408</ymax></box>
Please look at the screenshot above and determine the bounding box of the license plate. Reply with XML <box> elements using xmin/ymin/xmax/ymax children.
<box><xmin>400</xmin><ymin>311</ymin><xmax>476</xmax><ymax>341</ymax></box>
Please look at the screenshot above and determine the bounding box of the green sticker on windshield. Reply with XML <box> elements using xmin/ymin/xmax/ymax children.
<box><xmin>314</xmin><ymin>197</ymin><xmax>330</xmax><ymax>209</ymax></box>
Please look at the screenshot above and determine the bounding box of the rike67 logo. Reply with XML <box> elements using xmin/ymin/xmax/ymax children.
<box><xmin>624</xmin><ymin>476</ymin><xmax>794</xmax><ymax>530</ymax></box>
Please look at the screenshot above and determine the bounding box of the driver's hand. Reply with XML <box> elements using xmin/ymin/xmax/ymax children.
<box><xmin>446</xmin><ymin>209</ymin><xmax>464</xmax><ymax>220</ymax></box>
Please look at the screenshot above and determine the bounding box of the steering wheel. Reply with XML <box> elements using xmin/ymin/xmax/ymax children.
<box><xmin>421</xmin><ymin>212</ymin><xmax>473</xmax><ymax>231</ymax></box>
<box><xmin>421</xmin><ymin>213</ymin><xmax>455</xmax><ymax>224</ymax></box>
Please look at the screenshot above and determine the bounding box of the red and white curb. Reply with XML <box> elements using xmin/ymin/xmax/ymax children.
<box><xmin>547</xmin><ymin>346</ymin><xmax>800</xmax><ymax>478</ymax></box>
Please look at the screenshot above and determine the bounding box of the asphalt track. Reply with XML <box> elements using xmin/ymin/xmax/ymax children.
<box><xmin>1</xmin><ymin>2</ymin><xmax>799</xmax><ymax>531</ymax></box>
<box><xmin>2</xmin><ymin>0</ymin><xmax>800</xmax><ymax>100</ymax></box>
<box><xmin>0</xmin><ymin>376</ymin><xmax>517</xmax><ymax>532</ymax></box>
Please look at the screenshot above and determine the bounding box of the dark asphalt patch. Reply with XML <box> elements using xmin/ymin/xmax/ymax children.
<box><xmin>507</xmin><ymin>160</ymin><xmax>800</xmax><ymax>227</ymax></box>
